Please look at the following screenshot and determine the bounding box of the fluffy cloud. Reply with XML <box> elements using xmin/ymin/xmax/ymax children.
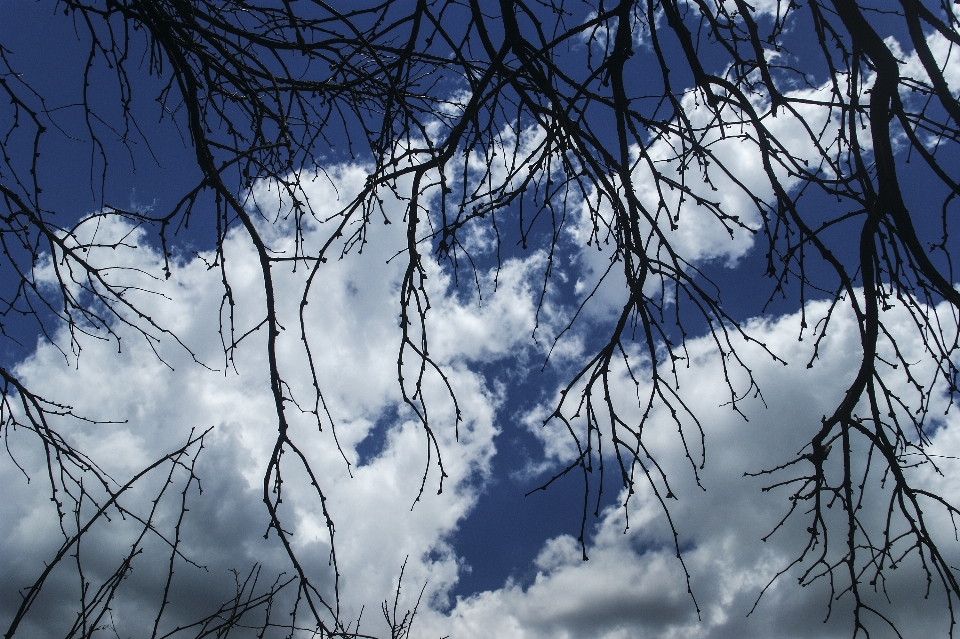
<box><xmin>0</xmin><ymin>163</ymin><xmax>555</xmax><ymax>638</ymax></box>
<box><xmin>3</xmin><ymin>56</ymin><xmax>959</xmax><ymax>639</ymax></box>
<box><xmin>4</xmin><ymin>170</ymin><xmax>959</xmax><ymax>638</ymax></box>
<box><xmin>564</xmin><ymin>61</ymin><xmax>856</xmax><ymax>320</ymax></box>
<box><xmin>419</xmin><ymin>296</ymin><xmax>960</xmax><ymax>639</ymax></box>
<box><xmin>891</xmin><ymin>23</ymin><xmax>960</xmax><ymax>99</ymax></box>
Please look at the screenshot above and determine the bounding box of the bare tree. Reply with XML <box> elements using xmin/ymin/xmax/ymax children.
<box><xmin>2</xmin><ymin>0</ymin><xmax>959</xmax><ymax>636</ymax></box>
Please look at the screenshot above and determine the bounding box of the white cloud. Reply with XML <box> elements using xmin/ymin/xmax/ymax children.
<box><xmin>891</xmin><ymin>28</ymin><xmax>960</xmax><ymax>98</ymax></box>
<box><xmin>418</xmin><ymin>295</ymin><xmax>960</xmax><ymax>639</ymax></box>
<box><xmin>0</xmin><ymin>163</ymin><xmax>555</xmax><ymax>637</ymax></box>
<box><xmin>4</xmin><ymin>166</ymin><xmax>959</xmax><ymax>638</ymax></box>
<box><xmin>3</xmin><ymin>28</ymin><xmax>959</xmax><ymax>637</ymax></box>
<box><xmin>568</xmin><ymin>74</ymin><xmax>847</xmax><ymax>318</ymax></box>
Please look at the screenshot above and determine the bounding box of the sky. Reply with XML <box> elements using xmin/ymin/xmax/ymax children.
<box><xmin>2</xmin><ymin>2</ymin><xmax>960</xmax><ymax>639</ymax></box>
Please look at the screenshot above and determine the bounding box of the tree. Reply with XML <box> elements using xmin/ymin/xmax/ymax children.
<box><xmin>1</xmin><ymin>0</ymin><xmax>959</xmax><ymax>637</ymax></box>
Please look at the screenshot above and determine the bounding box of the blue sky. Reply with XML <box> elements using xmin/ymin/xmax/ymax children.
<box><xmin>2</xmin><ymin>2</ymin><xmax>960</xmax><ymax>638</ymax></box>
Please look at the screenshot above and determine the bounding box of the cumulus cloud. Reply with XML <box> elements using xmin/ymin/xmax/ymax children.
<box><xmin>4</xmin><ymin>168</ymin><xmax>958</xmax><ymax>638</ymax></box>
<box><xmin>890</xmin><ymin>20</ymin><xmax>960</xmax><ymax>97</ymax></box>
<box><xmin>568</xmin><ymin>71</ymin><xmax>849</xmax><ymax>318</ymax></box>
<box><xmin>3</xmin><ymin>35</ymin><xmax>958</xmax><ymax>639</ymax></box>
<box><xmin>0</xmin><ymin>162</ymin><xmax>556</xmax><ymax>637</ymax></box>
<box><xmin>419</xmin><ymin>296</ymin><xmax>960</xmax><ymax>639</ymax></box>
